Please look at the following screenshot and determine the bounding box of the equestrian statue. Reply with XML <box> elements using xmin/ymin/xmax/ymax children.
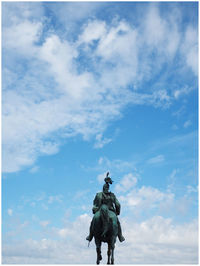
<box><xmin>86</xmin><ymin>172</ymin><xmax>125</xmax><ymax>264</ymax></box>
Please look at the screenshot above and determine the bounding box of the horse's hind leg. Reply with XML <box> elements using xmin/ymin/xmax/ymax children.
<box><xmin>107</xmin><ymin>243</ymin><xmax>111</xmax><ymax>264</ymax></box>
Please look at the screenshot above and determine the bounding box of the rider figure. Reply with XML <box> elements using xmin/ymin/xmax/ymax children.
<box><xmin>86</xmin><ymin>172</ymin><xmax>125</xmax><ymax>242</ymax></box>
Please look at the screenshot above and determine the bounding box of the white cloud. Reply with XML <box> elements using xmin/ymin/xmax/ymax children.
<box><xmin>78</xmin><ymin>20</ymin><xmax>106</xmax><ymax>45</ymax></box>
<box><xmin>47</xmin><ymin>195</ymin><xmax>63</xmax><ymax>204</ymax></box>
<box><xmin>57</xmin><ymin>228</ymin><xmax>70</xmax><ymax>238</ymax></box>
<box><xmin>47</xmin><ymin>2</ymin><xmax>103</xmax><ymax>32</ymax></box>
<box><xmin>2</xmin><ymin>4</ymin><xmax>197</xmax><ymax>173</ymax></box>
<box><xmin>174</xmin><ymin>86</ymin><xmax>194</xmax><ymax>99</ymax></box>
<box><xmin>147</xmin><ymin>154</ymin><xmax>165</xmax><ymax>164</ymax></box>
<box><xmin>184</xmin><ymin>120</ymin><xmax>192</xmax><ymax>128</ymax></box>
<box><xmin>19</xmin><ymin>192</ymin><xmax>64</xmax><ymax>210</ymax></box>
<box><xmin>167</xmin><ymin>168</ymin><xmax>179</xmax><ymax>189</ymax></box>
<box><xmin>181</xmin><ymin>26</ymin><xmax>198</xmax><ymax>76</ymax></box>
<box><xmin>172</xmin><ymin>124</ymin><xmax>178</xmax><ymax>130</ymax></box>
<box><xmin>119</xmin><ymin>186</ymin><xmax>174</xmax><ymax>211</ymax></box>
<box><xmin>73</xmin><ymin>189</ymin><xmax>90</xmax><ymax>200</ymax></box>
<box><xmin>2</xmin><ymin>2</ymin><xmax>44</xmax><ymax>27</ymax></box>
<box><xmin>96</xmin><ymin>21</ymin><xmax>137</xmax><ymax>62</ymax></box>
<box><xmin>186</xmin><ymin>185</ymin><xmax>198</xmax><ymax>194</ymax></box>
<box><xmin>128</xmin><ymin>90</ymin><xmax>171</xmax><ymax>108</ymax></box>
<box><xmin>3</xmin><ymin>20</ymin><xmax>42</xmax><ymax>56</ymax></box>
<box><xmin>97</xmin><ymin>156</ymin><xmax>136</xmax><ymax>174</ymax></box>
<box><xmin>115</xmin><ymin>173</ymin><xmax>137</xmax><ymax>193</ymax></box>
<box><xmin>97</xmin><ymin>171</ymin><xmax>107</xmax><ymax>183</ymax></box>
<box><xmin>143</xmin><ymin>5</ymin><xmax>181</xmax><ymax>58</ymax></box>
<box><xmin>2</xmin><ymin>214</ymin><xmax>198</xmax><ymax>264</ymax></box>
<box><xmin>144</xmin><ymin>6</ymin><xmax>168</xmax><ymax>47</ymax></box>
<box><xmin>117</xmin><ymin>175</ymin><xmax>197</xmax><ymax>221</ymax></box>
<box><xmin>117</xmin><ymin>217</ymin><xmax>198</xmax><ymax>264</ymax></box>
<box><xmin>29</xmin><ymin>166</ymin><xmax>39</xmax><ymax>173</ymax></box>
<box><xmin>94</xmin><ymin>133</ymin><xmax>112</xmax><ymax>149</ymax></box>
<box><xmin>7</xmin><ymin>209</ymin><xmax>13</xmax><ymax>216</ymax></box>
<box><xmin>41</xmin><ymin>204</ymin><xmax>48</xmax><ymax>210</ymax></box>
<box><xmin>167</xmin><ymin>131</ymin><xmax>197</xmax><ymax>147</ymax></box>
<box><xmin>123</xmin><ymin>216</ymin><xmax>198</xmax><ymax>247</ymax></box>
<box><xmin>3</xmin><ymin>21</ymin><xmax>137</xmax><ymax>172</ymax></box>
<box><xmin>39</xmin><ymin>221</ymin><xmax>50</xmax><ymax>227</ymax></box>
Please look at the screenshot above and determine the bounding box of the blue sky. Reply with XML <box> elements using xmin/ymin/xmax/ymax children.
<box><xmin>2</xmin><ymin>1</ymin><xmax>198</xmax><ymax>264</ymax></box>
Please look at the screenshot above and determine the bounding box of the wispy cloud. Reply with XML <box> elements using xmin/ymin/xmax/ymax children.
<box><xmin>94</xmin><ymin>133</ymin><xmax>112</xmax><ymax>149</ymax></box>
<box><xmin>39</xmin><ymin>220</ymin><xmax>50</xmax><ymax>227</ymax></box>
<box><xmin>19</xmin><ymin>192</ymin><xmax>64</xmax><ymax>210</ymax></box>
<box><xmin>181</xmin><ymin>25</ymin><xmax>198</xmax><ymax>76</ymax></box>
<box><xmin>47</xmin><ymin>195</ymin><xmax>63</xmax><ymax>204</ymax></box>
<box><xmin>2</xmin><ymin>3</ymin><xmax>197</xmax><ymax>173</ymax></box>
<box><xmin>184</xmin><ymin>120</ymin><xmax>192</xmax><ymax>128</ymax></box>
<box><xmin>150</xmin><ymin>131</ymin><xmax>197</xmax><ymax>153</ymax></box>
<box><xmin>173</xmin><ymin>86</ymin><xmax>194</xmax><ymax>99</ymax></box>
<box><xmin>96</xmin><ymin>156</ymin><xmax>136</xmax><ymax>176</ymax></box>
<box><xmin>147</xmin><ymin>154</ymin><xmax>165</xmax><ymax>164</ymax></box>
<box><xmin>29</xmin><ymin>166</ymin><xmax>39</xmax><ymax>173</ymax></box>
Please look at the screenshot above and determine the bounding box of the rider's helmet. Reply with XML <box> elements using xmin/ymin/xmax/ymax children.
<box><xmin>104</xmin><ymin>172</ymin><xmax>114</xmax><ymax>184</ymax></box>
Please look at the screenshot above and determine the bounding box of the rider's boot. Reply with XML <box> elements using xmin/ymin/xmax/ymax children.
<box><xmin>86</xmin><ymin>224</ymin><xmax>93</xmax><ymax>241</ymax></box>
<box><xmin>117</xmin><ymin>220</ymin><xmax>125</xmax><ymax>242</ymax></box>
<box><xmin>118</xmin><ymin>234</ymin><xmax>125</xmax><ymax>242</ymax></box>
<box><xmin>86</xmin><ymin>233</ymin><xmax>93</xmax><ymax>241</ymax></box>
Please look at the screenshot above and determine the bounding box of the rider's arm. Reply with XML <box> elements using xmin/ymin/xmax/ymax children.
<box><xmin>112</xmin><ymin>193</ymin><xmax>121</xmax><ymax>215</ymax></box>
<box><xmin>92</xmin><ymin>193</ymin><xmax>101</xmax><ymax>214</ymax></box>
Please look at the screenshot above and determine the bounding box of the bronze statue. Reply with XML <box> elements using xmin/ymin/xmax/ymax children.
<box><xmin>86</xmin><ymin>172</ymin><xmax>125</xmax><ymax>264</ymax></box>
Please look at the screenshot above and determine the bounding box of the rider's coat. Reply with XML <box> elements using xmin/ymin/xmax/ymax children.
<box><xmin>92</xmin><ymin>192</ymin><xmax>121</xmax><ymax>215</ymax></box>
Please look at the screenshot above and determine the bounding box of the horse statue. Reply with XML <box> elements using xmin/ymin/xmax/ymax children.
<box><xmin>86</xmin><ymin>172</ymin><xmax>125</xmax><ymax>264</ymax></box>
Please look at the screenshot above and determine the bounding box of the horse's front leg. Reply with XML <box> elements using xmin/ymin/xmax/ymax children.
<box><xmin>95</xmin><ymin>238</ymin><xmax>102</xmax><ymax>265</ymax></box>
<box><xmin>107</xmin><ymin>243</ymin><xmax>111</xmax><ymax>264</ymax></box>
<box><xmin>96</xmin><ymin>247</ymin><xmax>102</xmax><ymax>265</ymax></box>
<box><xmin>111</xmin><ymin>248</ymin><xmax>114</xmax><ymax>264</ymax></box>
<box><xmin>111</xmin><ymin>237</ymin><xmax>116</xmax><ymax>264</ymax></box>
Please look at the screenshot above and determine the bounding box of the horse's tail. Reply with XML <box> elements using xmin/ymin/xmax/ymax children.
<box><xmin>100</xmin><ymin>204</ymin><xmax>109</xmax><ymax>237</ymax></box>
